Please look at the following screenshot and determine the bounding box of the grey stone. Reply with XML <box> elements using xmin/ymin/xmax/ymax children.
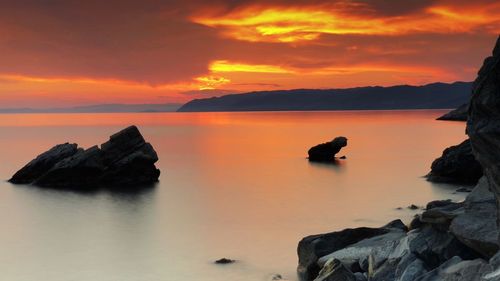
<box><xmin>313</xmin><ymin>258</ymin><xmax>356</xmax><ymax>281</ymax></box>
<box><xmin>397</xmin><ymin>258</ymin><xmax>427</xmax><ymax>281</ymax></box>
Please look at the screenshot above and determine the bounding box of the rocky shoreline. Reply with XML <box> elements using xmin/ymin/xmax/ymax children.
<box><xmin>296</xmin><ymin>36</ymin><xmax>500</xmax><ymax>281</ymax></box>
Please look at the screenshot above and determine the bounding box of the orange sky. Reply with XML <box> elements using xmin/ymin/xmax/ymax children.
<box><xmin>0</xmin><ymin>0</ymin><xmax>499</xmax><ymax>108</ymax></box>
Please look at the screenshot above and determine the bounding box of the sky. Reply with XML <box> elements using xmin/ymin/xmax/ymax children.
<box><xmin>0</xmin><ymin>0</ymin><xmax>499</xmax><ymax>108</ymax></box>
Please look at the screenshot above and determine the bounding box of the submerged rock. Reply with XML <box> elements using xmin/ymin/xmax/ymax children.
<box><xmin>214</xmin><ymin>258</ymin><xmax>235</xmax><ymax>264</ymax></box>
<box><xmin>308</xmin><ymin>137</ymin><xmax>347</xmax><ymax>162</ymax></box>
<box><xmin>426</xmin><ymin>139</ymin><xmax>483</xmax><ymax>184</ymax></box>
<box><xmin>9</xmin><ymin>125</ymin><xmax>160</xmax><ymax>190</ymax></box>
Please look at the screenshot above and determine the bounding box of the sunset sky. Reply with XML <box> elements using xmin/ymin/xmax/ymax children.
<box><xmin>0</xmin><ymin>0</ymin><xmax>499</xmax><ymax>108</ymax></box>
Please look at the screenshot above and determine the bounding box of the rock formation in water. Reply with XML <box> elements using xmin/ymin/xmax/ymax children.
<box><xmin>426</xmin><ymin>139</ymin><xmax>483</xmax><ymax>184</ymax></box>
<box><xmin>308</xmin><ymin>137</ymin><xmax>348</xmax><ymax>162</ymax></box>
<box><xmin>9</xmin><ymin>125</ymin><xmax>160</xmax><ymax>190</ymax></box>
<box><xmin>437</xmin><ymin>103</ymin><xmax>469</xmax><ymax>121</ymax></box>
<box><xmin>467</xmin><ymin>35</ymin><xmax>500</xmax><ymax>247</ymax></box>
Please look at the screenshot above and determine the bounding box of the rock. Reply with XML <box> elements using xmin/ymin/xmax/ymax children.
<box><xmin>339</xmin><ymin>156</ymin><xmax>347</xmax><ymax>160</ymax></box>
<box><xmin>420</xmin><ymin>200</ymin><xmax>464</xmax><ymax>226</ymax></box>
<box><xmin>308</xmin><ymin>137</ymin><xmax>347</xmax><ymax>162</ymax></box>
<box><xmin>313</xmin><ymin>258</ymin><xmax>356</xmax><ymax>281</ymax></box>
<box><xmin>449</xmin><ymin>177</ymin><xmax>499</xmax><ymax>259</ymax></box>
<box><xmin>9</xmin><ymin>126</ymin><xmax>160</xmax><ymax>190</ymax></box>
<box><xmin>318</xmin><ymin>231</ymin><xmax>406</xmax><ymax>270</ymax></box>
<box><xmin>396</xmin><ymin>256</ymin><xmax>428</xmax><ymax>281</ymax></box>
<box><xmin>426</xmin><ymin>139</ymin><xmax>483</xmax><ymax>184</ymax></box>
<box><xmin>353</xmin><ymin>272</ymin><xmax>367</xmax><ymax>281</ymax></box>
<box><xmin>297</xmin><ymin>221</ymin><xmax>399</xmax><ymax>280</ymax></box>
<box><xmin>214</xmin><ymin>258</ymin><xmax>235</xmax><ymax>264</ymax></box>
<box><xmin>467</xmin><ymin>35</ymin><xmax>500</xmax><ymax>246</ymax></box>
<box><xmin>441</xmin><ymin>259</ymin><xmax>494</xmax><ymax>281</ymax></box>
<box><xmin>9</xmin><ymin>143</ymin><xmax>79</xmax><ymax>184</ymax></box>
<box><xmin>370</xmin><ymin>258</ymin><xmax>400</xmax><ymax>281</ymax></box>
<box><xmin>455</xmin><ymin>187</ymin><xmax>472</xmax><ymax>193</ymax></box>
<box><xmin>437</xmin><ymin>103</ymin><xmax>468</xmax><ymax>121</ymax></box>
<box><xmin>450</xmin><ymin>210</ymin><xmax>499</xmax><ymax>258</ymax></box>
<box><xmin>413</xmin><ymin>256</ymin><xmax>463</xmax><ymax>281</ymax></box>
<box><xmin>408</xmin><ymin>204</ymin><xmax>420</xmax><ymax>210</ymax></box>
<box><xmin>408</xmin><ymin>225</ymin><xmax>478</xmax><ymax>268</ymax></box>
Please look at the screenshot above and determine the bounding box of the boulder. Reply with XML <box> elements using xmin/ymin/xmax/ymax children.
<box><xmin>308</xmin><ymin>137</ymin><xmax>347</xmax><ymax>162</ymax></box>
<box><xmin>426</xmin><ymin>139</ymin><xmax>483</xmax><ymax>184</ymax></box>
<box><xmin>396</xmin><ymin>257</ymin><xmax>427</xmax><ymax>281</ymax></box>
<box><xmin>9</xmin><ymin>143</ymin><xmax>79</xmax><ymax>184</ymax></box>
<box><xmin>313</xmin><ymin>258</ymin><xmax>356</xmax><ymax>281</ymax></box>
<box><xmin>467</xmin><ymin>35</ymin><xmax>500</xmax><ymax>246</ymax></box>
<box><xmin>413</xmin><ymin>256</ymin><xmax>463</xmax><ymax>281</ymax></box>
<box><xmin>297</xmin><ymin>220</ymin><xmax>402</xmax><ymax>280</ymax></box>
<box><xmin>9</xmin><ymin>125</ymin><xmax>160</xmax><ymax>190</ymax></box>
<box><xmin>420</xmin><ymin>200</ymin><xmax>464</xmax><ymax>226</ymax></box>
<box><xmin>437</xmin><ymin>103</ymin><xmax>468</xmax><ymax>121</ymax></box>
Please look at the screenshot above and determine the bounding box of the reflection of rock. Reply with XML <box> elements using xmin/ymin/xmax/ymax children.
<box><xmin>426</xmin><ymin>139</ymin><xmax>482</xmax><ymax>184</ymax></box>
<box><xmin>308</xmin><ymin>137</ymin><xmax>347</xmax><ymax>162</ymax></box>
<box><xmin>9</xmin><ymin>126</ymin><xmax>160</xmax><ymax>190</ymax></box>
<box><xmin>437</xmin><ymin>103</ymin><xmax>468</xmax><ymax>121</ymax></box>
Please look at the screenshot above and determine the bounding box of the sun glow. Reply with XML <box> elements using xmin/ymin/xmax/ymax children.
<box><xmin>209</xmin><ymin>60</ymin><xmax>293</xmax><ymax>73</ymax></box>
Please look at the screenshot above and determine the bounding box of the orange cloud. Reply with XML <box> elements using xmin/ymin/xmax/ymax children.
<box><xmin>195</xmin><ymin>75</ymin><xmax>231</xmax><ymax>90</ymax></box>
<box><xmin>192</xmin><ymin>3</ymin><xmax>500</xmax><ymax>43</ymax></box>
<box><xmin>209</xmin><ymin>60</ymin><xmax>293</xmax><ymax>73</ymax></box>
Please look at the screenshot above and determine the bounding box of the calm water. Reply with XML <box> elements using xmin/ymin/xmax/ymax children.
<box><xmin>0</xmin><ymin>110</ymin><xmax>468</xmax><ymax>281</ymax></box>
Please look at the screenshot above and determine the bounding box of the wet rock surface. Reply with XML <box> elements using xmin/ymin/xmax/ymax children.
<box><xmin>9</xmin><ymin>126</ymin><xmax>160</xmax><ymax>190</ymax></box>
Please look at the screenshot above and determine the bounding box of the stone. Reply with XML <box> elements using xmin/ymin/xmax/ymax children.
<box><xmin>408</xmin><ymin>225</ymin><xmax>478</xmax><ymax>268</ymax></box>
<box><xmin>426</xmin><ymin>139</ymin><xmax>483</xmax><ymax>184</ymax></box>
<box><xmin>437</xmin><ymin>103</ymin><xmax>468</xmax><ymax>121</ymax></box>
<box><xmin>313</xmin><ymin>258</ymin><xmax>356</xmax><ymax>281</ymax></box>
<box><xmin>9</xmin><ymin>143</ymin><xmax>79</xmax><ymax>184</ymax></box>
<box><xmin>420</xmin><ymin>200</ymin><xmax>464</xmax><ymax>226</ymax></box>
<box><xmin>308</xmin><ymin>137</ymin><xmax>348</xmax><ymax>162</ymax></box>
<box><xmin>396</xmin><ymin>256</ymin><xmax>428</xmax><ymax>281</ymax></box>
<box><xmin>449</xmin><ymin>177</ymin><xmax>499</xmax><ymax>259</ymax></box>
<box><xmin>413</xmin><ymin>256</ymin><xmax>463</xmax><ymax>281</ymax></box>
<box><xmin>9</xmin><ymin>126</ymin><xmax>160</xmax><ymax>190</ymax></box>
<box><xmin>297</xmin><ymin>221</ymin><xmax>400</xmax><ymax>281</ymax></box>
<box><xmin>370</xmin><ymin>258</ymin><xmax>400</xmax><ymax>281</ymax></box>
<box><xmin>467</xmin><ymin>35</ymin><xmax>500</xmax><ymax>246</ymax></box>
<box><xmin>214</xmin><ymin>258</ymin><xmax>235</xmax><ymax>264</ymax></box>
<box><xmin>353</xmin><ymin>272</ymin><xmax>367</xmax><ymax>281</ymax></box>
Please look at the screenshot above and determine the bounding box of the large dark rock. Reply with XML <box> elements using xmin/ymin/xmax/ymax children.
<box><xmin>308</xmin><ymin>137</ymin><xmax>348</xmax><ymax>162</ymax></box>
<box><xmin>437</xmin><ymin>103</ymin><xmax>468</xmax><ymax>121</ymax></box>
<box><xmin>426</xmin><ymin>139</ymin><xmax>483</xmax><ymax>184</ymax></box>
<box><xmin>9</xmin><ymin>126</ymin><xmax>160</xmax><ymax>190</ymax></box>
<box><xmin>467</xmin><ymin>35</ymin><xmax>500</xmax><ymax>247</ymax></box>
<box><xmin>297</xmin><ymin>220</ymin><xmax>401</xmax><ymax>280</ymax></box>
<box><xmin>9</xmin><ymin>143</ymin><xmax>80</xmax><ymax>184</ymax></box>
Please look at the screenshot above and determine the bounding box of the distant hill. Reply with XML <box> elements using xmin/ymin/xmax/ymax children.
<box><xmin>177</xmin><ymin>82</ymin><xmax>472</xmax><ymax>112</ymax></box>
<box><xmin>0</xmin><ymin>103</ymin><xmax>182</xmax><ymax>113</ymax></box>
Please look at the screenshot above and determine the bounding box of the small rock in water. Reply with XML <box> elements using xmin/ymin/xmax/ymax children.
<box><xmin>308</xmin><ymin>136</ymin><xmax>348</xmax><ymax>162</ymax></box>
<box><xmin>214</xmin><ymin>258</ymin><xmax>235</xmax><ymax>264</ymax></box>
<box><xmin>395</xmin><ymin>207</ymin><xmax>403</xmax><ymax>210</ymax></box>
<box><xmin>339</xmin><ymin>155</ymin><xmax>347</xmax><ymax>159</ymax></box>
<box><xmin>456</xmin><ymin>187</ymin><xmax>472</xmax><ymax>193</ymax></box>
<box><xmin>408</xmin><ymin>204</ymin><xmax>420</xmax><ymax>210</ymax></box>
<box><xmin>270</xmin><ymin>274</ymin><xmax>285</xmax><ymax>280</ymax></box>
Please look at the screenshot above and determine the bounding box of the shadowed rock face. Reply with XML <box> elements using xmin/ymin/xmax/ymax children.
<box><xmin>437</xmin><ymin>103</ymin><xmax>468</xmax><ymax>121</ymax></box>
<box><xmin>308</xmin><ymin>137</ymin><xmax>348</xmax><ymax>162</ymax></box>
<box><xmin>467</xmin><ymin>35</ymin><xmax>500</xmax><ymax>245</ymax></box>
<box><xmin>9</xmin><ymin>125</ymin><xmax>160</xmax><ymax>190</ymax></box>
<box><xmin>426</xmin><ymin>139</ymin><xmax>483</xmax><ymax>184</ymax></box>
